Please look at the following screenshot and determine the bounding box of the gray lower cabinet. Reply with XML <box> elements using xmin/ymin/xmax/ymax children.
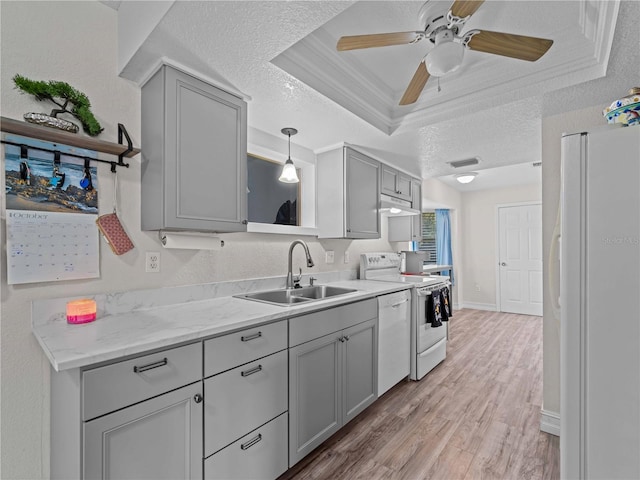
<box><xmin>203</xmin><ymin>320</ymin><xmax>288</xmax><ymax>480</ymax></box>
<box><xmin>317</xmin><ymin>146</ymin><xmax>380</xmax><ymax>239</ymax></box>
<box><xmin>84</xmin><ymin>382</ymin><xmax>203</xmax><ymax>480</ymax></box>
<box><xmin>288</xmin><ymin>300</ymin><xmax>378</xmax><ymax>466</ymax></box>
<box><xmin>141</xmin><ymin>63</ymin><xmax>248</xmax><ymax>232</ymax></box>
<box><xmin>78</xmin><ymin>342</ymin><xmax>203</xmax><ymax>480</ymax></box>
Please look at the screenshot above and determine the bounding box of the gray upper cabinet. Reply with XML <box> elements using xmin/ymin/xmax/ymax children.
<box><xmin>317</xmin><ymin>146</ymin><xmax>380</xmax><ymax>239</ymax></box>
<box><xmin>381</xmin><ymin>165</ymin><xmax>412</xmax><ymax>201</ymax></box>
<box><xmin>141</xmin><ymin>64</ymin><xmax>248</xmax><ymax>232</ymax></box>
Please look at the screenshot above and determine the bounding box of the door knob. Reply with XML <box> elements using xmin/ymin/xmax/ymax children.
<box><xmin>193</xmin><ymin>394</ymin><xmax>203</xmax><ymax>403</ymax></box>
<box><xmin>501</xmin><ymin>262</ymin><xmax>507</xmax><ymax>266</ymax></box>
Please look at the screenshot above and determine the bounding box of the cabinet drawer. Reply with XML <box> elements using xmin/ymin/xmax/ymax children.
<box><xmin>289</xmin><ymin>298</ymin><xmax>377</xmax><ymax>347</ymax></box>
<box><xmin>204</xmin><ymin>320</ymin><xmax>286</xmax><ymax>377</ymax></box>
<box><xmin>204</xmin><ymin>349</ymin><xmax>287</xmax><ymax>456</ymax></box>
<box><xmin>82</xmin><ymin>343</ymin><xmax>201</xmax><ymax>421</ymax></box>
<box><xmin>204</xmin><ymin>413</ymin><xmax>288</xmax><ymax>480</ymax></box>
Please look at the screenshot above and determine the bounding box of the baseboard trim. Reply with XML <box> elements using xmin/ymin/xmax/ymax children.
<box><xmin>461</xmin><ymin>302</ymin><xmax>497</xmax><ymax>311</ymax></box>
<box><xmin>540</xmin><ymin>409</ymin><xmax>560</xmax><ymax>437</ymax></box>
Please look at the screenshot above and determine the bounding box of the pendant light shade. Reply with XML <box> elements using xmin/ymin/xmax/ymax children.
<box><xmin>279</xmin><ymin>127</ymin><xmax>299</xmax><ymax>183</ymax></box>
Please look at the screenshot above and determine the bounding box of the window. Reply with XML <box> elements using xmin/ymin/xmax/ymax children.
<box><xmin>416</xmin><ymin>211</ymin><xmax>436</xmax><ymax>262</ymax></box>
<box><xmin>247</xmin><ymin>154</ymin><xmax>300</xmax><ymax>225</ymax></box>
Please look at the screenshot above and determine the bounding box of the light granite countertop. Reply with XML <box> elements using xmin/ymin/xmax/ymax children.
<box><xmin>32</xmin><ymin>277</ymin><xmax>410</xmax><ymax>372</ymax></box>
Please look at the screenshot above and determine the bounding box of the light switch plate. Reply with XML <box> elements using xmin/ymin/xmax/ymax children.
<box><xmin>344</xmin><ymin>252</ymin><xmax>350</xmax><ymax>263</ymax></box>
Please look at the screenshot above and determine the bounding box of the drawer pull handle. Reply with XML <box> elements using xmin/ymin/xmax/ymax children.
<box><xmin>241</xmin><ymin>365</ymin><xmax>262</xmax><ymax>377</ymax></box>
<box><xmin>241</xmin><ymin>331</ymin><xmax>262</xmax><ymax>342</ymax></box>
<box><xmin>391</xmin><ymin>299</ymin><xmax>409</xmax><ymax>308</ymax></box>
<box><xmin>240</xmin><ymin>434</ymin><xmax>262</xmax><ymax>450</ymax></box>
<box><xmin>133</xmin><ymin>357</ymin><xmax>168</xmax><ymax>373</ymax></box>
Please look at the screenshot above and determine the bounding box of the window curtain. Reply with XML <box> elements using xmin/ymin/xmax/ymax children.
<box><xmin>435</xmin><ymin>209</ymin><xmax>454</xmax><ymax>284</ymax></box>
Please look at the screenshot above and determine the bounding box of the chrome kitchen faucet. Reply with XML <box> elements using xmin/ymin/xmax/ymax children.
<box><xmin>287</xmin><ymin>240</ymin><xmax>314</xmax><ymax>289</ymax></box>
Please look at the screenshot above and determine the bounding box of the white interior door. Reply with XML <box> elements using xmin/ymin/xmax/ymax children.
<box><xmin>498</xmin><ymin>203</ymin><xmax>543</xmax><ymax>316</ymax></box>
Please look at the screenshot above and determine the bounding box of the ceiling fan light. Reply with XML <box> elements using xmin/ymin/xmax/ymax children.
<box><xmin>278</xmin><ymin>158</ymin><xmax>299</xmax><ymax>183</ymax></box>
<box><xmin>425</xmin><ymin>41</ymin><xmax>465</xmax><ymax>77</ymax></box>
<box><xmin>455</xmin><ymin>172</ymin><xmax>477</xmax><ymax>184</ymax></box>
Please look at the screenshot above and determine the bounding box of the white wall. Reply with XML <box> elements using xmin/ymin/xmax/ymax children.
<box><xmin>461</xmin><ymin>184</ymin><xmax>542</xmax><ymax>310</ymax></box>
<box><xmin>0</xmin><ymin>3</ymin><xmax>397</xmax><ymax>478</ymax></box>
<box><xmin>422</xmin><ymin>178</ymin><xmax>463</xmax><ymax>306</ymax></box>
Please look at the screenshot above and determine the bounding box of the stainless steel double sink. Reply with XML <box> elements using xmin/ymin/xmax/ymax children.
<box><xmin>235</xmin><ymin>285</ymin><xmax>357</xmax><ymax>306</ymax></box>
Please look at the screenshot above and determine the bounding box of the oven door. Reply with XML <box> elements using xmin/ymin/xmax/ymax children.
<box><xmin>415</xmin><ymin>287</ymin><xmax>448</xmax><ymax>354</ymax></box>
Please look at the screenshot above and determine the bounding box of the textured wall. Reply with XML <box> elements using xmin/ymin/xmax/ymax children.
<box><xmin>0</xmin><ymin>3</ymin><xmax>399</xmax><ymax>478</ymax></box>
<box><xmin>460</xmin><ymin>184</ymin><xmax>542</xmax><ymax>310</ymax></box>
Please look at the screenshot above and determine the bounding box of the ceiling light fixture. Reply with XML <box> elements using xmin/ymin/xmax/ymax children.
<box><xmin>455</xmin><ymin>172</ymin><xmax>477</xmax><ymax>184</ymax></box>
<box><xmin>279</xmin><ymin>127</ymin><xmax>299</xmax><ymax>184</ymax></box>
<box><xmin>424</xmin><ymin>30</ymin><xmax>465</xmax><ymax>77</ymax></box>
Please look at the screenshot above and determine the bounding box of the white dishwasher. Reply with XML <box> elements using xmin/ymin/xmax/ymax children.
<box><xmin>377</xmin><ymin>289</ymin><xmax>411</xmax><ymax>396</ymax></box>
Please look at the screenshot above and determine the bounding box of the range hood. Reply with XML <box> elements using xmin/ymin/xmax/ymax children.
<box><xmin>380</xmin><ymin>194</ymin><xmax>420</xmax><ymax>216</ymax></box>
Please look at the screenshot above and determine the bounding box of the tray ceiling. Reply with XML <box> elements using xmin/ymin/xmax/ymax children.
<box><xmin>272</xmin><ymin>0</ymin><xmax>619</xmax><ymax>134</ymax></box>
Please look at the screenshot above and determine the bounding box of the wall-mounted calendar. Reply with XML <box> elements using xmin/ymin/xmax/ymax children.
<box><xmin>4</xmin><ymin>135</ymin><xmax>100</xmax><ymax>284</ymax></box>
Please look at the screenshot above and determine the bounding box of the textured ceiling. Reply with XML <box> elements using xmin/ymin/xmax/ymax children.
<box><xmin>117</xmin><ymin>0</ymin><xmax>628</xmax><ymax>190</ymax></box>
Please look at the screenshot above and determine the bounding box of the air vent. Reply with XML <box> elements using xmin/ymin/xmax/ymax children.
<box><xmin>448</xmin><ymin>157</ymin><xmax>480</xmax><ymax>168</ymax></box>
<box><xmin>532</xmin><ymin>162</ymin><xmax>542</xmax><ymax>167</ymax></box>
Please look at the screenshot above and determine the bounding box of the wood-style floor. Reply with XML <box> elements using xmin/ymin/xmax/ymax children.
<box><xmin>279</xmin><ymin>309</ymin><xmax>559</xmax><ymax>480</ymax></box>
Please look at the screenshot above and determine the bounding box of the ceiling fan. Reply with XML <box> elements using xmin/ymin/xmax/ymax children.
<box><xmin>336</xmin><ymin>0</ymin><xmax>554</xmax><ymax>106</ymax></box>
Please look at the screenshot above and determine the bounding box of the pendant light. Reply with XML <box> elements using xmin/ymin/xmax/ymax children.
<box><xmin>279</xmin><ymin>127</ymin><xmax>299</xmax><ymax>183</ymax></box>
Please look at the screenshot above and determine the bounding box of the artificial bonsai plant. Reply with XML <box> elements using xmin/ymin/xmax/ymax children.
<box><xmin>13</xmin><ymin>74</ymin><xmax>103</xmax><ymax>136</ymax></box>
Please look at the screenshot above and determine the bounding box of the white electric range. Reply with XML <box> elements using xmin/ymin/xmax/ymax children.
<box><xmin>360</xmin><ymin>252</ymin><xmax>451</xmax><ymax>381</ymax></box>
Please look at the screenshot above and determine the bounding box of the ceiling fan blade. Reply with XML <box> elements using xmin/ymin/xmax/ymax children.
<box><xmin>337</xmin><ymin>31</ymin><xmax>422</xmax><ymax>51</ymax></box>
<box><xmin>399</xmin><ymin>61</ymin><xmax>430</xmax><ymax>106</ymax></box>
<box><xmin>466</xmin><ymin>30</ymin><xmax>553</xmax><ymax>61</ymax></box>
<box><xmin>449</xmin><ymin>0</ymin><xmax>485</xmax><ymax>18</ymax></box>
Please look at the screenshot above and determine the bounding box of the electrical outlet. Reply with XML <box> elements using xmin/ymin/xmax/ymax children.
<box><xmin>344</xmin><ymin>251</ymin><xmax>350</xmax><ymax>264</ymax></box>
<box><xmin>325</xmin><ymin>250</ymin><xmax>335</xmax><ymax>264</ymax></box>
<box><xmin>146</xmin><ymin>252</ymin><xmax>160</xmax><ymax>273</ymax></box>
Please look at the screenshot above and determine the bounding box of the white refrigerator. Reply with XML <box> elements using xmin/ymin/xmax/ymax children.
<box><xmin>560</xmin><ymin>125</ymin><xmax>640</xmax><ymax>479</ymax></box>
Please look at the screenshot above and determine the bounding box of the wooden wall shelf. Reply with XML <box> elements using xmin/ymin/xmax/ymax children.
<box><xmin>1</xmin><ymin>116</ymin><xmax>140</xmax><ymax>158</ymax></box>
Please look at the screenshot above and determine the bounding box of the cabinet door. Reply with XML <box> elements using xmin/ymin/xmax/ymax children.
<box><xmin>381</xmin><ymin>165</ymin><xmax>398</xmax><ymax>197</ymax></box>
<box><xmin>84</xmin><ymin>382</ymin><xmax>203</xmax><ymax>480</ymax></box>
<box><xmin>345</xmin><ymin>148</ymin><xmax>380</xmax><ymax>239</ymax></box>
<box><xmin>411</xmin><ymin>179</ymin><xmax>423</xmax><ymax>241</ymax></box>
<box><xmin>165</xmin><ymin>66</ymin><xmax>247</xmax><ymax>232</ymax></box>
<box><xmin>411</xmin><ymin>179</ymin><xmax>422</xmax><ymax>210</ymax></box>
<box><xmin>343</xmin><ymin>318</ymin><xmax>378</xmax><ymax>424</ymax></box>
<box><xmin>388</xmin><ymin>216</ymin><xmax>413</xmax><ymax>242</ymax></box>
<box><xmin>289</xmin><ymin>333</ymin><xmax>342</xmax><ymax>466</ymax></box>
<box><xmin>412</xmin><ymin>213</ymin><xmax>423</xmax><ymax>241</ymax></box>
<box><xmin>396</xmin><ymin>173</ymin><xmax>412</xmax><ymax>201</ymax></box>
